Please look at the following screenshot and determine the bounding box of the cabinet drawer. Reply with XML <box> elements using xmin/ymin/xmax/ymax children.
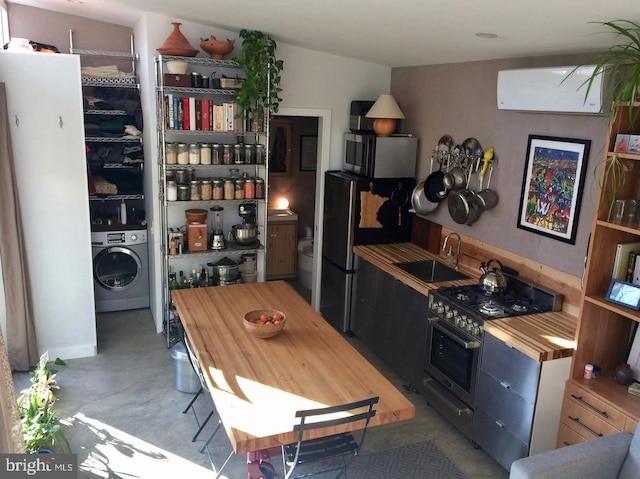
<box><xmin>473</xmin><ymin>407</ymin><xmax>529</xmax><ymax>471</ymax></box>
<box><xmin>476</xmin><ymin>369</ymin><xmax>534</xmax><ymax>445</ymax></box>
<box><xmin>624</xmin><ymin>417</ymin><xmax>639</xmax><ymax>434</ymax></box>
<box><xmin>564</xmin><ymin>381</ymin><xmax>626</xmax><ymax>430</ymax></box>
<box><xmin>560</xmin><ymin>396</ymin><xmax>620</xmax><ymax>439</ymax></box>
<box><xmin>556</xmin><ymin>422</ymin><xmax>590</xmax><ymax>448</ymax></box>
<box><xmin>481</xmin><ymin>332</ymin><xmax>540</xmax><ymax>402</ymax></box>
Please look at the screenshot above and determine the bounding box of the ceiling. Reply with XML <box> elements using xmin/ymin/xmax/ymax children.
<box><xmin>8</xmin><ymin>0</ymin><xmax>640</xmax><ymax>67</ymax></box>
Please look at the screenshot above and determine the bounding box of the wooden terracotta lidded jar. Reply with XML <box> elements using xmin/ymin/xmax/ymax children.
<box><xmin>157</xmin><ymin>22</ymin><xmax>198</xmax><ymax>57</ymax></box>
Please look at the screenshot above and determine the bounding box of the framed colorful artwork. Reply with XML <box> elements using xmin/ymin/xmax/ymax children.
<box><xmin>517</xmin><ymin>135</ymin><xmax>591</xmax><ymax>244</ymax></box>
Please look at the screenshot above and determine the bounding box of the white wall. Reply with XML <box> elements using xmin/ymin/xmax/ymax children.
<box><xmin>134</xmin><ymin>13</ymin><xmax>392</xmax><ymax>333</ymax></box>
<box><xmin>0</xmin><ymin>51</ymin><xmax>96</xmax><ymax>360</ymax></box>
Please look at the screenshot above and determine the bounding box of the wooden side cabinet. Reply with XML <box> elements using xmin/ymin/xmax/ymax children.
<box><xmin>266</xmin><ymin>218</ymin><xmax>298</xmax><ymax>279</ymax></box>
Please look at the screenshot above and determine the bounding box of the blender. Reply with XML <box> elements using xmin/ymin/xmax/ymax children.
<box><xmin>210</xmin><ymin>205</ymin><xmax>226</xmax><ymax>250</ymax></box>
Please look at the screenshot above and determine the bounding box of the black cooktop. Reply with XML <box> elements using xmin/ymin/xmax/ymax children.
<box><xmin>434</xmin><ymin>278</ymin><xmax>562</xmax><ymax>319</ymax></box>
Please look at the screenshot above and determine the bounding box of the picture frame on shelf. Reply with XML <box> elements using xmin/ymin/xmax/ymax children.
<box><xmin>517</xmin><ymin>135</ymin><xmax>590</xmax><ymax>245</ymax></box>
<box><xmin>615</xmin><ymin>134</ymin><xmax>631</xmax><ymax>153</ymax></box>
<box><xmin>629</xmin><ymin>135</ymin><xmax>640</xmax><ymax>154</ymax></box>
<box><xmin>299</xmin><ymin>135</ymin><xmax>318</xmax><ymax>171</ymax></box>
<box><xmin>606</xmin><ymin>279</ymin><xmax>640</xmax><ymax>310</ymax></box>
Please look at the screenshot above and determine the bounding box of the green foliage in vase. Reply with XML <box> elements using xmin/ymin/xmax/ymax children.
<box><xmin>17</xmin><ymin>352</ymin><xmax>70</xmax><ymax>453</ymax></box>
<box><xmin>568</xmin><ymin>20</ymin><xmax>640</xmax><ymax>123</ymax></box>
<box><xmin>234</xmin><ymin>30</ymin><xmax>284</xmax><ymax>125</ymax></box>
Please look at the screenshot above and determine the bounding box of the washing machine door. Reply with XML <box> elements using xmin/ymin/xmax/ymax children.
<box><xmin>93</xmin><ymin>246</ymin><xmax>142</xmax><ymax>292</ymax></box>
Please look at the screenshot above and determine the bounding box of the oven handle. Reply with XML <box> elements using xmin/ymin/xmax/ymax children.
<box><xmin>429</xmin><ymin>318</ymin><xmax>481</xmax><ymax>349</ymax></box>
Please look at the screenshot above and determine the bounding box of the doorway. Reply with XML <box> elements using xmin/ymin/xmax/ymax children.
<box><xmin>267</xmin><ymin>108</ymin><xmax>332</xmax><ymax>311</ymax></box>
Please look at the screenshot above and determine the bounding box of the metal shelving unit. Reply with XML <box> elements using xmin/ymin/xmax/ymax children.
<box><xmin>155</xmin><ymin>54</ymin><xmax>270</xmax><ymax>347</ymax></box>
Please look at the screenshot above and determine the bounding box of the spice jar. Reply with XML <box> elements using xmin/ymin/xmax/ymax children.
<box><xmin>211</xmin><ymin>144</ymin><xmax>222</xmax><ymax>165</ymax></box>
<box><xmin>189</xmin><ymin>143</ymin><xmax>200</xmax><ymax>165</ymax></box>
<box><xmin>177</xmin><ymin>184</ymin><xmax>190</xmax><ymax>201</ymax></box>
<box><xmin>223</xmin><ymin>144</ymin><xmax>233</xmax><ymax>165</ymax></box>
<box><xmin>166</xmin><ymin>180</ymin><xmax>178</xmax><ymax>201</ymax></box>
<box><xmin>191</xmin><ymin>72</ymin><xmax>203</xmax><ymax>88</ymax></box>
<box><xmin>234</xmin><ymin>178</ymin><xmax>245</xmax><ymax>199</ymax></box>
<box><xmin>245</xmin><ymin>144</ymin><xmax>255</xmax><ymax>164</ymax></box>
<box><xmin>255</xmin><ymin>144</ymin><xmax>265</xmax><ymax>164</ymax></box>
<box><xmin>165</xmin><ymin>142</ymin><xmax>177</xmax><ymax>165</ymax></box>
<box><xmin>177</xmin><ymin>143</ymin><xmax>189</xmax><ymax>165</ymax></box>
<box><xmin>244</xmin><ymin>177</ymin><xmax>256</xmax><ymax>199</ymax></box>
<box><xmin>223</xmin><ymin>179</ymin><xmax>235</xmax><ymax>200</ymax></box>
<box><xmin>584</xmin><ymin>364</ymin><xmax>593</xmax><ymax>379</ymax></box>
<box><xmin>200</xmin><ymin>143</ymin><xmax>212</xmax><ymax>165</ymax></box>
<box><xmin>234</xmin><ymin>144</ymin><xmax>245</xmax><ymax>164</ymax></box>
<box><xmin>200</xmin><ymin>179</ymin><xmax>212</xmax><ymax>200</ymax></box>
<box><xmin>190</xmin><ymin>180</ymin><xmax>201</xmax><ymax>201</ymax></box>
<box><xmin>255</xmin><ymin>177</ymin><xmax>265</xmax><ymax>198</ymax></box>
<box><xmin>212</xmin><ymin>179</ymin><xmax>224</xmax><ymax>200</ymax></box>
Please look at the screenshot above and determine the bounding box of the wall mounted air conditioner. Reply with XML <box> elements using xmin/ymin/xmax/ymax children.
<box><xmin>497</xmin><ymin>65</ymin><xmax>607</xmax><ymax>114</ymax></box>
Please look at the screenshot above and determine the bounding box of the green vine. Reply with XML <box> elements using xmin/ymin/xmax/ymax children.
<box><xmin>233</xmin><ymin>30</ymin><xmax>284</xmax><ymax>127</ymax></box>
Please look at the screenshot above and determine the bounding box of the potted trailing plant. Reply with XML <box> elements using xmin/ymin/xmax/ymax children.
<box><xmin>569</xmin><ymin>20</ymin><xmax>640</xmax><ymax>123</ymax></box>
<box><xmin>17</xmin><ymin>352</ymin><xmax>70</xmax><ymax>453</ymax></box>
<box><xmin>233</xmin><ymin>29</ymin><xmax>284</xmax><ymax>132</ymax></box>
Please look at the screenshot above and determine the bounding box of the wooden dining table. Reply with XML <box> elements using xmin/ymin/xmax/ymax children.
<box><xmin>172</xmin><ymin>281</ymin><xmax>415</xmax><ymax>476</ymax></box>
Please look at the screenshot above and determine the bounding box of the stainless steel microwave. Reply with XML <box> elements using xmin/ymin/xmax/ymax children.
<box><xmin>344</xmin><ymin>133</ymin><xmax>418</xmax><ymax>178</ymax></box>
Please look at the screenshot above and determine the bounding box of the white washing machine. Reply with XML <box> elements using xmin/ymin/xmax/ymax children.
<box><xmin>91</xmin><ymin>229</ymin><xmax>150</xmax><ymax>313</ymax></box>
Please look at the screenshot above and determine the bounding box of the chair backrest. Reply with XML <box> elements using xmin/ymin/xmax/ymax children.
<box><xmin>294</xmin><ymin>396</ymin><xmax>379</xmax><ymax>444</ymax></box>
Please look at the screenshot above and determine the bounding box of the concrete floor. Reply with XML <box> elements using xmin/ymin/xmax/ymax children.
<box><xmin>12</xmin><ymin>305</ymin><xmax>508</xmax><ymax>479</ymax></box>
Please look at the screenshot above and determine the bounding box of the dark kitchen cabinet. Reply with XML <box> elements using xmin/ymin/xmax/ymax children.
<box><xmin>352</xmin><ymin>257</ymin><xmax>429</xmax><ymax>387</ymax></box>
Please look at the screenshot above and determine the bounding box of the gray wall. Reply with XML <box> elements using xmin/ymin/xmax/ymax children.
<box><xmin>392</xmin><ymin>53</ymin><xmax>608</xmax><ymax>277</ymax></box>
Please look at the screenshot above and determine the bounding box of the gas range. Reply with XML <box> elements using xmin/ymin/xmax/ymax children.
<box><xmin>428</xmin><ymin>276</ymin><xmax>563</xmax><ymax>341</ymax></box>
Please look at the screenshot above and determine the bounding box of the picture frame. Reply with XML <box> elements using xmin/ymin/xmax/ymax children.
<box><xmin>629</xmin><ymin>135</ymin><xmax>640</xmax><ymax>154</ymax></box>
<box><xmin>606</xmin><ymin>279</ymin><xmax>640</xmax><ymax>310</ymax></box>
<box><xmin>300</xmin><ymin>135</ymin><xmax>318</xmax><ymax>171</ymax></box>
<box><xmin>615</xmin><ymin>134</ymin><xmax>631</xmax><ymax>153</ymax></box>
<box><xmin>517</xmin><ymin>135</ymin><xmax>590</xmax><ymax>244</ymax></box>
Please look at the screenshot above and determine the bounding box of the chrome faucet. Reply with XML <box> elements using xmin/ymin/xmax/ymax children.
<box><xmin>442</xmin><ymin>232</ymin><xmax>462</xmax><ymax>271</ymax></box>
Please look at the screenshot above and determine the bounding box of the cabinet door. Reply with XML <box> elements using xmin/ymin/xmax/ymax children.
<box><xmin>266</xmin><ymin>222</ymin><xmax>297</xmax><ymax>278</ymax></box>
<box><xmin>395</xmin><ymin>282</ymin><xmax>429</xmax><ymax>387</ymax></box>
<box><xmin>373</xmin><ymin>269</ymin><xmax>399</xmax><ymax>364</ymax></box>
<box><xmin>350</xmin><ymin>258</ymin><xmax>379</xmax><ymax>348</ymax></box>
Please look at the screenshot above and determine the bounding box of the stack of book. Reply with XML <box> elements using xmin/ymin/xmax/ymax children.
<box><xmin>612</xmin><ymin>241</ymin><xmax>640</xmax><ymax>284</ymax></box>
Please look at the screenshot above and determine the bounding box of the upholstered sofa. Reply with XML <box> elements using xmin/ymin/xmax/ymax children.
<box><xmin>510</xmin><ymin>422</ymin><xmax>640</xmax><ymax>479</ymax></box>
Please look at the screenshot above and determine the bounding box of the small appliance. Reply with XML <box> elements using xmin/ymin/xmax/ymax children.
<box><xmin>210</xmin><ymin>205</ymin><xmax>226</xmax><ymax>250</ymax></box>
<box><xmin>186</xmin><ymin>209</ymin><xmax>208</xmax><ymax>252</ymax></box>
<box><xmin>238</xmin><ymin>202</ymin><xmax>257</xmax><ymax>224</ymax></box>
<box><xmin>344</xmin><ymin>133</ymin><xmax>417</xmax><ymax>178</ymax></box>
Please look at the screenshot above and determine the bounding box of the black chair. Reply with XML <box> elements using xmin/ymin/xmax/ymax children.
<box><xmin>281</xmin><ymin>396</ymin><xmax>379</xmax><ymax>479</ymax></box>
<box><xmin>182</xmin><ymin>332</ymin><xmax>234</xmax><ymax>478</ymax></box>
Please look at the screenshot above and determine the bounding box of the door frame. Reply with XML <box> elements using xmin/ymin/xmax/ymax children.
<box><xmin>273</xmin><ymin>107</ymin><xmax>331</xmax><ymax>311</ymax></box>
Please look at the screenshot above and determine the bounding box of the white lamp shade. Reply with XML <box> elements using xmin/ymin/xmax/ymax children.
<box><xmin>365</xmin><ymin>94</ymin><xmax>405</xmax><ymax>119</ymax></box>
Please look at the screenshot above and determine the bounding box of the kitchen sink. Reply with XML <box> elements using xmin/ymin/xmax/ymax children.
<box><xmin>394</xmin><ymin>259</ymin><xmax>470</xmax><ymax>283</ymax></box>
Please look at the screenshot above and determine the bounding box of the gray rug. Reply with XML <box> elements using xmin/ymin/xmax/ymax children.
<box><xmin>348</xmin><ymin>441</ymin><xmax>469</xmax><ymax>479</ymax></box>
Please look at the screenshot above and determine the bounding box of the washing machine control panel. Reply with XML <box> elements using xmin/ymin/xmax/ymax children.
<box><xmin>91</xmin><ymin>230</ymin><xmax>147</xmax><ymax>247</ymax></box>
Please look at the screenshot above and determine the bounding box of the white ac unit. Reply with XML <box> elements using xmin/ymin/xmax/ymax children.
<box><xmin>497</xmin><ymin>65</ymin><xmax>606</xmax><ymax>114</ymax></box>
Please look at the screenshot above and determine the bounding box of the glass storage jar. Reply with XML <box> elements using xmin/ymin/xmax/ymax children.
<box><xmin>245</xmin><ymin>144</ymin><xmax>255</xmax><ymax>164</ymax></box>
<box><xmin>212</xmin><ymin>179</ymin><xmax>224</xmax><ymax>200</ymax></box>
<box><xmin>223</xmin><ymin>144</ymin><xmax>233</xmax><ymax>165</ymax></box>
<box><xmin>234</xmin><ymin>178</ymin><xmax>245</xmax><ymax>199</ymax></box>
<box><xmin>211</xmin><ymin>143</ymin><xmax>222</xmax><ymax>165</ymax></box>
<box><xmin>234</xmin><ymin>144</ymin><xmax>244</xmax><ymax>164</ymax></box>
<box><xmin>255</xmin><ymin>177</ymin><xmax>265</xmax><ymax>198</ymax></box>
<box><xmin>190</xmin><ymin>180</ymin><xmax>201</xmax><ymax>201</ymax></box>
<box><xmin>244</xmin><ymin>177</ymin><xmax>255</xmax><ymax>199</ymax></box>
<box><xmin>175</xmin><ymin>168</ymin><xmax>189</xmax><ymax>184</ymax></box>
<box><xmin>189</xmin><ymin>143</ymin><xmax>200</xmax><ymax>165</ymax></box>
<box><xmin>200</xmin><ymin>143</ymin><xmax>212</xmax><ymax>165</ymax></box>
<box><xmin>165</xmin><ymin>142</ymin><xmax>177</xmax><ymax>165</ymax></box>
<box><xmin>200</xmin><ymin>179</ymin><xmax>212</xmax><ymax>200</ymax></box>
<box><xmin>177</xmin><ymin>143</ymin><xmax>189</xmax><ymax>165</ymax></box>
<box><xmin>255</xmin><ymin>144</ymin><xmax>265</xmax><ymax>164</ymax></box>
<box><xmin>166</xmin><ymin>180</ymin><xmax>178</xmax><ymax>201</ymax></box>
<box><xmin>177</xmin><ymin>184</ymin><xmax>190</xmax><ymax>201</ymax></box>
<box><xmin>223</xmin><ymin>179</ymin><xmax>235</xmax><ymax>200</ymax></box>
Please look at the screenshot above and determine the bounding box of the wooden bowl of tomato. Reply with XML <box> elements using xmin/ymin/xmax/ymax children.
<box><xmin>243</xmin><ymin>309</ymin><xmax>286</xmax><ymax>338</ymax></box>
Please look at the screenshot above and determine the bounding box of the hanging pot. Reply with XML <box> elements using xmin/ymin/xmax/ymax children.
<box><xmin>410</xmin><ymin>181</ymin><xmax>438</xmax><ymax>215</ymax></box>
<box><xmin>447</xmin><ymin>165</ymin><xmax>482</xmax><ymax>224</ymax></box>
<box><xmin>479</xmin><ymin>259</ymin><xmax>507</xmax><ymax>293</ymax></box>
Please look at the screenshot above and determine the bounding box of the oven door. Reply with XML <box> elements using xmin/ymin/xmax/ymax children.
<box><xmin>425</xmin><ymin>316</ymin><xmax>480</xmax><ymax>407</ymax></box>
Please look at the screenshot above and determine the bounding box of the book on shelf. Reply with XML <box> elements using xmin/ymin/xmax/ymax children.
<box><xmin>627</xmin><ymin>251</ymin><xmax>640</xmax><ymax>282</ymax></box>
<box><xmin>612</xmin><ymin>241</ymin><xmax>640</xmax><ymax>281</ymax></box>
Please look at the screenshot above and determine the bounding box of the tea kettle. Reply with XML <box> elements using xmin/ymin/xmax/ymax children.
<box><xmin>479</xmin><ymin>259</ymin><xmax>507</xmax><ymax>293</ymax></box>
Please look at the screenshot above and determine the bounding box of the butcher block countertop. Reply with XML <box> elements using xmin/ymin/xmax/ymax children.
<box><xmin>354</xmin><ymin>243</ymin><xmax>577</xmax><ymax>362</ymax></box>
<box><xmin>172</xmin><ymin>281</ymin><xmax>415</xmax><ymax>454</ymax></box>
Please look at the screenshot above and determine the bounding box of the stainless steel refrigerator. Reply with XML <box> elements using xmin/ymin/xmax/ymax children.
<box><xmin>320</xmin><ymin>171</ymin><xmax>415</xmax><ymax>332</ymax></box>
